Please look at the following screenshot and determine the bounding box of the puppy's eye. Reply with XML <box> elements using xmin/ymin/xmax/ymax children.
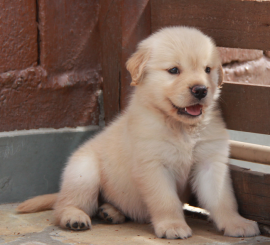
<box><xmin>205</xmin><ymin>67</ymin><xmax>211</xmax><ymax>74</ymax></box>
<box><xmin>168</xmin><ymin>67</ymin><xmax>180</xmax><ymax>74</ymax></box>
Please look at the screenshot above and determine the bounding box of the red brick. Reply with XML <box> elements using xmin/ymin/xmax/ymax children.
<box><xmin>0</xmin><ymin>67</ymin><xmax>101</xmax><ymax>132</ymax></box>
<box><xmin>38</xmin><ymin>0</ymin><xmax>101</xmax><ymax>76</ymax></box>
<box><xmin>0</xmin><ymin>0</ymin><xmax>37</xmax><ymax>73</ymax></box>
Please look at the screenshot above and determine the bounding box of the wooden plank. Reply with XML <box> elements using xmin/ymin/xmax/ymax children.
<box><xmin>0</xmin><ymin>0</ymin><xmax>37</xmax><ymax>73</ymax></box>
<box><xmin>100</xmin><ymin>0</ymin><xmax>121</xmax><ymax>123</ymax></box>
<box><xmin>120</xmin><ymin>0</ymin><xmax>151</xmax><ymax>109</ymax></box>
<box><xmin>151</xmin><ymin>0</ymin><xmax>270</xmax><ymax>50</ymax></box>
<box><xmin>219</xmin><ymin>82</ymin><xmax>270</xmax><ymax>134</ymax></box>
<box><xmin>230</xmin><ymin>165</ymin><xmax>270</xmax><ymax>225</ymax></box>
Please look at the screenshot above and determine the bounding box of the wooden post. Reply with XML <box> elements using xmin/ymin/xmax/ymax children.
<box><xmin>100</xmin><ymin>0</ymin><xmax>151</xmax><ymax>123</ymax></box>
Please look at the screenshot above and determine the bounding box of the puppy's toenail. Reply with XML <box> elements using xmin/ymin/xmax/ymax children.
<box><xmin>107</xmin><ymin>217</ymin><xmax>113</xmax><ymax>223</ymax></box>
<box><xmin>80</xmin><ymin>223</ymin><xmax>85</xmax><ymax>228</ymax></box>
<box><xmin>103</xmin><ymin>212</ymin><xmax>108</xmax><ymax>218</ymax></box>
<box><xmin>87</xmin><ymin>222</ymin><xmax>91</xmax><ymax>228</ymax></box>
<box><xmin>66</xmin><ymin>223</ymin><xmax>71</xmax><ymax>228</ymax></box>
<box><xmin>72</xmin><ymin>222</ymin><xmax>78</xmax><ymax>229</ymax></box>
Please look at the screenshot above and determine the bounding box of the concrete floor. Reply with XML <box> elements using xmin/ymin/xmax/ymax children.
<box><xmin>1</xmin><ymin>204</ymin><xmax>270</xmax><ymax>245</ymax></box>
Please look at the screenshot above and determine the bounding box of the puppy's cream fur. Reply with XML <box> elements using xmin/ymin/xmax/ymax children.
<box><xmin>17</xmin><ymin>27</ymin><xmax>259</xmax><ymax>239</ymax></box>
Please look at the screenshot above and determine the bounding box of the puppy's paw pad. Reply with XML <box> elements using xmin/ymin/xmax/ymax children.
<box><xmin>98</xmin><ymin>203</ymin><xmax>126</xmax><ymax>224</ymax></box>
<box><xmin>60</xmin><ymin>210</ymin><xmax>91</xmax><ymax>231</ymax></box>
<box><xmin>223</xmin><ymin>217</ymin><xmax>260</xmax><ymax>237</ymax></box>
<box><xmin>155</xmin><ymin>221</ymin><xmax>192</xmax><ymax>239</ymax></box>
<box><xmin>65</xmin><ymin>220</ymin><xmax>90</xmax><ymax>230</ymax></box>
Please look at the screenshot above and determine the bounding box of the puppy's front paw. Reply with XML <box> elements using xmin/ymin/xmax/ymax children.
<box><xmin>221</xmin><ymin>216</ymin><xmax>260</xmax><ymax>237</ymax></box>
<box><xmin>59</xmin><ymin>208</ymin><xmax>91</xmax><ymax>231</ymax></box>
<box><xmin>154</xmin><ymin>220</ymin><xmax>192</xmax><ymax>239</ymax></box>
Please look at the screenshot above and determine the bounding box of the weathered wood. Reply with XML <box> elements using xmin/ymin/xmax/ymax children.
<box><xmin>120</xmin><ymin>0</ymin><xmax>151</xmax><ymax>109</ymax></box>
<box><xmin>100</xmin><ymin>0</ymin><xmax>152</xmax><ymax>122</ymax></box>
<box><xmin>230</xmin><ymin>165</ymin><xmax>270</xmax><ymax>225</ymax></box>
<box><xmin>151</xmin><ymin>0</ymin><xmax>270</xmax><ymax>50</ymax></box>
<box><xmin>219</xmin><ymin>82</ymin><xmax>270</xmax><ymax>135</ymax></box>
<box><xmin>100</xmin><ymin>0</ymin><xmax>122</xmax><ymax>123</ymax></box>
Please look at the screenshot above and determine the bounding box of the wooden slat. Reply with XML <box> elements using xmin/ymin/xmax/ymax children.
<box><xmin>100</xmin><ymin>0</ymin><xmax>152</xmax><ymax>122</ymax></box>
<box><xmin>230</xmin><ymin>165</ymin><xmax>270</xmax><ymax>225</ymax></box>
<box><xmin>151</xmin><ymin>0</ymin><xmax>270</xmax><ymax>50</ymax></box>
<box><xmin>100</xmin><ymin>0</ymin><xmax>122</xmax><ymax>123</ymax></box>
<box><xmin>121</xmin><ymin>0</ymin><xmax>151</xmax><ymax>109</ymax></box>
<box><xmin>219</xmin><ymin>82</ymin><xmax>270</xmax><ymax>135</ymax></box>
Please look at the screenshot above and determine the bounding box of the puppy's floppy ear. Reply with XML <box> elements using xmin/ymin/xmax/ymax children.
<box><xmin>126</xmin><ymin>46</ymin><xmax>150</xmax><ymax>86</ymax></box>
<box><xmin>218</xmin><ymin>65</ymin><xmax>224</xmax><ymax>87</ymax></box>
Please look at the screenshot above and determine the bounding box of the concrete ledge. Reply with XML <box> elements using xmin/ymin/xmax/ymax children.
<box><xmin>0</xmin><ymin>126</ymin><xmax>99</xmax><ymax>204</ymax></box>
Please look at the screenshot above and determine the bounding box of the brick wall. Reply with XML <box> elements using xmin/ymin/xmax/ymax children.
<box><xmin>0</xmin><ymin>0</ymin><xmax>102</xmax><ymax>132</ymax></box>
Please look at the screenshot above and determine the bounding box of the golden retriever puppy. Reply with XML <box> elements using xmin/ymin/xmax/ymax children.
<box><xmin>17</xmin><ymin>26</ymin><xmax>260</xmax><ymax>239</ymax></box>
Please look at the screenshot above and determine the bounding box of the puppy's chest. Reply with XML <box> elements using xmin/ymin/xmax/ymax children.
<box><xmin>159</xmin><ymin>132</ymin><xmax>197</xmax><ymax>168</ymax></box>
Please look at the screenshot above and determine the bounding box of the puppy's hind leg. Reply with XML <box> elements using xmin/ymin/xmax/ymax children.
<box><xmin>54</xmin><ymin>148</ymin><xmax>101</xmax><ymax>231</ymax></box>
<box><xmin>98</xmin><ymin>203</ymin><xmax>126</xmax><ymax>224</ymax></box>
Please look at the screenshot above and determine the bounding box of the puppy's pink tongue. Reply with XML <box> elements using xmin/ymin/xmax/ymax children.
<box><xmin>185</xmin><ymin>104</ymin><xmax>202</xmax><ymax>116</ymax></box>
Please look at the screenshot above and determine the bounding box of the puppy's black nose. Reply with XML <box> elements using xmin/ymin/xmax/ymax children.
<box><xmin>191</xmin><ymin>85</ymin><xmax>207</xmax><ymax>100</ymax></box>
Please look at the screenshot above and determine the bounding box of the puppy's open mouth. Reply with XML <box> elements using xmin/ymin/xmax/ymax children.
<box><xmin>171</xmin><ymin>102</ymin><xmax>203</xmax><ymax>117</ymax></box>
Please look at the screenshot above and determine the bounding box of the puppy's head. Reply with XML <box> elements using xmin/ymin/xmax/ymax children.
<box><xmin>126</xmin><ymin>27</ymin><xmax>223</xmax><ymax>125</ymax></box>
